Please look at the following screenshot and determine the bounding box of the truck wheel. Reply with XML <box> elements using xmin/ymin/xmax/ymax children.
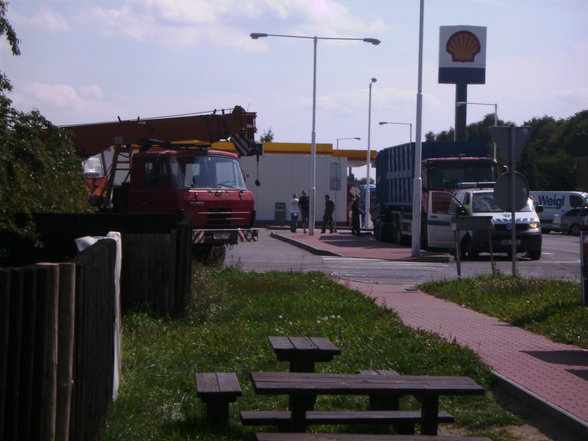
<box><xmin>193</xmin><ymin>245</ymin><xmax>226</xmax><ymax>265</ymax></box>
<box><xmin>528</xmin><ymin>249</ymin><xmax>541</xmax><ymax>260</ymax></box>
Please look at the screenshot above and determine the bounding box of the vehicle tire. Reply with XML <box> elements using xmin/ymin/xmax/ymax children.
<box><xmin>460</xmin><ymin>236</ymin><xmax>479</xmax><ymax>260</ymax></box>
<box><xmin>528</xmin><ymin>249</ymin><xmax>541</xmax><ymax>260</ymax></box>
<box><xmin>541</xmin><ymin>228</ymin><xmax>551</xmax><ymax>234</ymax></box>
<box><xmin>570</xmin><ymin>224</ymin><xmax>582</xmax><ymax>236</ymax></box>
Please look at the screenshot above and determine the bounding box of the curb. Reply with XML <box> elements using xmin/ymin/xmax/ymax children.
<box><xmin>492</xmin><ymin>370</ymin><xmax>588</xmax><ymax>439</ymax></box>
<box><xmin>270</xmin><ymin>232</ymin><xmax>451</xmax><ymax>262</ymax></box>
<box><xmin>270</xmin><ymin>232</ymin><xmax>342</xmax><ymax>257</ymax></box>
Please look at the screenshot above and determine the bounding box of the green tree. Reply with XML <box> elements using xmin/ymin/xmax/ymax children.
<box><xmin>260</xmin><ymin>128</ymin><xmax>274</xmax><ymax>142</ymax></box>
<box><xmin>0</xmin><ymin>2</ymin><xmax>91</xmax><ymax>243</ymax></box>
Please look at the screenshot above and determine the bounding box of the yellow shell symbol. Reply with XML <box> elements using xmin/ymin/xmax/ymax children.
<box><xmin>446</xmin><ymin>31</ymin><xmax>481</xmax><ymax>62</ymax></box>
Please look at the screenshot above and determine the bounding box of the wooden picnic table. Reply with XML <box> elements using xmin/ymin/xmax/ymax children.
<box><xmin>250</xmin><ymin>371</ymin><xmax>485</xmax><ymax>434</ymax></box>
<box><xmin>268</xmin><ymin>336</ymin><xmax>341</xmax><ymax>373</ymax></box>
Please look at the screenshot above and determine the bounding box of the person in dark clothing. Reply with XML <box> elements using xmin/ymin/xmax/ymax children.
<box><xmin>321</xmin><ymin>194</ymin><xmax>335</xmax><ymax>233</ymax></box>
<box><xmin>351</xmin><ymin>195</ymin><xmax>364</xmax><ymax>235</ymax></box>
<box><xmin>298</xmin><ymin>190</ymin><xmax>309</xmax><ymax>233</ymax></box>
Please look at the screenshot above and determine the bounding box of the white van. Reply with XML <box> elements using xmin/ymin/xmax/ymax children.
<box><xmin>427</xmin><ymin>188</ymin><xmax>542</xmax><ymax>260</ymax></box>
<box><xmin>529</xmin><ymin>191</ymin><xmax>588</xmax><ymax>233</ymax></box>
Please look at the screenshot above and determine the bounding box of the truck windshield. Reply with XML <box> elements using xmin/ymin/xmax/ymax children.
<box><xmin>180</xmin><ymin>156</ymin><xmax>247</xmax><ymax>190</ymax></box>
<box><xmin>472</xmin><ymin>193</ymin><xmax>534</xmax><ymax>213</ymax></box>
<box><xmin>429</xmin><ymin>162</ymin><xmax>495</xmax><ymax>188</ymax></box>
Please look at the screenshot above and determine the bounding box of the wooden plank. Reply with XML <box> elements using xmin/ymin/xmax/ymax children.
<box><xmin>308</xmin><ymin>337</ymin><xmax>340</xmax><ymax>353</ymax></box>
<box><xmin>256</xmin><ymin>434</ymin><xmax>492</xmax><ymax>441</ymax></box>
<box><xmin>288</xmin><ymin>337</ymin><xmax>316</xmax><ymax>351</ymax></box>
<box><xmin>251</xmin><ymin>372</ymin><xmax>484</xmax><ymax>396</ymax></box>
<box><xmin>241</xmin><ymin>409</ymin><xmax>454</xmax><ymax>425</ymax></box>
<box><xmin>55</xmin><ymin>263</ymin><xmax>76</xmax><ymax>441</ymax></box>
<box><xmin>268</xmin><ymin>336</ymin><xmax>295</xmax><ymax>351</ymax></box>
<box><xmin>216</xmin><ymin>373</ymin><xmax>242</xmax><ymax>394</ymax></box>
<box><xmin>196</xmin><ymin>373</ymin><xmax>220</xmax><ymax>395</ymax></box>
<box><xmin>0</xmin><ymin>269</ymin><xmax>11</xmax><ymax>439</ymax></box>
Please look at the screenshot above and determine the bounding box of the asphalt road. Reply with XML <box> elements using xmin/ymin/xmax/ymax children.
<box><xmin>225</xmin><ymin>229</ymin><xmax>582</xmax><ymax>285</ymax></box>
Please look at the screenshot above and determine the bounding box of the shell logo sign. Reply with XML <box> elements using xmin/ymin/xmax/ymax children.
<box><xmin>439</xmin><ymin>25</ymin><xmax>486</xmax><ymax>84</ymax></box>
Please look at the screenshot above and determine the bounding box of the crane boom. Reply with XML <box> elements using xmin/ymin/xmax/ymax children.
<box><xmin>63</xmin><ymin>105</ymin><xmax>258</xmax><ymax>157</ymax></box>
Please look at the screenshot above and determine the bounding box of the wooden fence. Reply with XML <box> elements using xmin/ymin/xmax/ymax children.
<box><xmin>2</xmin><ymin>212</ymin><xmax>193</xmax><ymax>316</ymax></box>
<box><xmin>1</xmin><ymin>212</ymin><xmax>193</xmax><ymax>441</ymax></box>
<box><xmin>1</xmin><ymin>239</ymin><xmax>116</xmax><ymax>441</ymax></box>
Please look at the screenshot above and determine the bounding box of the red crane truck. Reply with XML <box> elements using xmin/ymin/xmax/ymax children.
<box><xmin>64</xmin><ymin>106</ymin><xmax>261</xmax><ymax>260</ymax></box>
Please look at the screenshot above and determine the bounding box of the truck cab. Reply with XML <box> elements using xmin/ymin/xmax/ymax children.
<box><xmin>129</xmin><ymin>146</ymin><xmax>256</xmax><ymax>245</ymax></box>
<box><xmin>427</xmin><ymin>187</ymin><xmax>542</xmax><ymax>260</ymax></box>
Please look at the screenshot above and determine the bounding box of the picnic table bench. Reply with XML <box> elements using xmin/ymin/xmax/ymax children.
<box><xmin>195</xmin><ymin>372</ymin><xmax>242</xmax><ymax>425</ymax></box>
<box><xmin>256</xmin><ymin>434</ymin><xmax>492</xmax><ymax>441</ymax></box>
<box><xmin>268</xmin><ymin>336</ymin><xmax>341</xmax><ymax>372</ymax></box>
<box><xmin>249</xmin><ymin>371</ymin><xmax>485</xmax><ymax>434</ymax></box>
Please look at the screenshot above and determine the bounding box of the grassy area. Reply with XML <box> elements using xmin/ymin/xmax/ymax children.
<box><xmin>418</xmin><ymin>274</ymin><xmax>587</xmax><ymax>349</ymax></box>
<box><xmin>99</xmin><ymin>267</ymin><xmax>525</xmax><ymax>441</ymax></box>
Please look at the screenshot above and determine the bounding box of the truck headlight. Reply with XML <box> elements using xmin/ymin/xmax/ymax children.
<box><xmin>529</xmin><ymin>222</ymin><xmax>540</xmax><ymax>230</ymax></box>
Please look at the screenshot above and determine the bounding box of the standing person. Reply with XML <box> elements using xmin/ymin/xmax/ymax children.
<box><xmin>321</xmin><ymin>194</ymin><xmax>335</xmax><ymax>233</ymax></box>
<box><xmin>351</xmin><ymin>195</ymin><xmax>364</xmax><ymax>235</ymax></box>
<box><xmin>289</xmin><ymin>193</ymin><xmax>300</xmax><ymax>232</ymax></box>
<box><xmin>298</xmin><ymin>190</ymin><xmax>309</xmax><ymax>233</ymax></box>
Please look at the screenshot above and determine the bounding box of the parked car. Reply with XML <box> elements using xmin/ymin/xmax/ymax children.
<box><xmin>556</xmin><ymin>207</ymin><xmax>588</xmax><ymax>235</ymax></box>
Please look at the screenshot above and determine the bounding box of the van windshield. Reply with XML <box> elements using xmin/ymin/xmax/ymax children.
<box><xmin>472</xmin><ymin>193</ymin><xmax>534</xmax><ymax>213</ymax></box>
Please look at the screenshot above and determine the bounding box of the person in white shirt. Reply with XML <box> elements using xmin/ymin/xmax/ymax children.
<box><xmin>290</xmin><ymin>194</ymin><xmax>300</xmax><ymax>232</ymax></box>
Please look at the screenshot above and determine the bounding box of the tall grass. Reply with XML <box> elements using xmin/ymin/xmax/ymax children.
<box><xmin>418</xmin><ymin>274</ymin><xmax>587</xmax><ymax>348</ymax></box>
<box><xmin>99</xmin><ymin>267</ymin><xmax>522</xmax><ymax>441</ymax></box>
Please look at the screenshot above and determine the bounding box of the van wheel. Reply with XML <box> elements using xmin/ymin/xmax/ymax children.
<box><xmin>570</xmin><ymin>224</ymin><xmax>582</xmax><ymax>236</ymax></box>
<box><xmin>528</xmin><ymin>250</ymin><xmax>541</xmax><ymax>260</ymax></box>
<box><xmin>460</xmin><ymin>236</ymin><xmax>479</xmax><ymax>260</ymax></box>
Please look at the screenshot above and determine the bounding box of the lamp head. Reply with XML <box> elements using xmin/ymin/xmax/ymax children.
<box><xmin>363</xmin><ymin>38</ymin><xmax>381</xmax><ymax>45</ymax></box>
<box><xmin>371</xmin><ymin>77</ymin><xmax>377</xmax><ymax>84</ymax></box>
<box><xmin>250</xmin><ymin>33</ymin><xmax>268</xmax><ymax>39</ymax></box>
<box><xmin>378</xmin><ymin>122</ymin><xmax>387</xmax><ymax>125</ymax></box>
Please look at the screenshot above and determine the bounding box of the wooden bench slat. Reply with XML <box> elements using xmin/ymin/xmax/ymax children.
<box><xmin>289</xmin><ymin>337</ymin><xmax>316</xmax><ymax>351</ymax></box>
<box><xmin>269</xmin><ymin>336</ymin><xmax>296</xmax><ymax>351</ymax></box>
<box><xmin>357</xmin><ymin>370</ymin><xmax>400</xmax><ymax>376</ymax></box>
<box><xmin>241</xmin><ymin>409</ymin><xmax>455</xmax><ymax>425</ymax></box>
<box><xmin>256</xmin><ymin>434</ymin><xmax>493</xmax><ymax>441</ymax></box>
<box><xmin>309</xmin><ymin>337</ymin><xmax>340</xmax><ymax>352</ymax></box>
<box><xmin>196</xmin><ymin>372</ymin><xmax>242</xmax><ymax>397</ymax></box>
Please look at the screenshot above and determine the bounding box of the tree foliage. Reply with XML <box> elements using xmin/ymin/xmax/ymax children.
<box><xmin>426</xmin><ymin>110</ymin><xmax>588</xmax><ymax>190</ymax></box>
<box><xmin>1</xmin><ymin>2</ymin><xmax>91</xmax><ymax>242</ymax></box>
<box><xmin>260</xmin><ymin>128</ymin><xmax>275</xmax><ymax>142</ymax></box>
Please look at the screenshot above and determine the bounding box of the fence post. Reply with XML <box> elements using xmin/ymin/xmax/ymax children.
<box><xmin>56</xmin><ymin>263</ymin><xmax>76</xmax><ymax>441</ymax></box>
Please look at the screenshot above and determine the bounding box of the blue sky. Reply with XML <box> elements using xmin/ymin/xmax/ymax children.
<box><xmin>3</xmin><ymin>0</ymin><xmax>587</xmax><ymax>165</ymax></box>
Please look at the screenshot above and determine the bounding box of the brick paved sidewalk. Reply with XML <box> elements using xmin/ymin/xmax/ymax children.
<box><xmin>341</xmin><ymin>280</ymin><xmax>588</xmax><ymax>438</ymax></box>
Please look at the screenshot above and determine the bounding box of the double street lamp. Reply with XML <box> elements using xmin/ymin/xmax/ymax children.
<box><xmin>250</xmin><ymin>32</ymin><xmax>380</xmax><ymax>235</ymax></box>
<box><xmin>456</xmin><ymin>101</ymin><xmax>498</xmax><ymax>160</ymax></box>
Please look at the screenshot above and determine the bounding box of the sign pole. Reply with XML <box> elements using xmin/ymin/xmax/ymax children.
<box><xmin>510</xmin><ymin>128</ymin><xmax>517</xmax><ymax>276</ymax></box>
<box><xmin>582</xmin><ymin>232</ymin><xmax>588</xmax><ymax>306</ymax></box>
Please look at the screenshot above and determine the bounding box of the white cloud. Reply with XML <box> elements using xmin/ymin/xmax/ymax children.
<box><xmin>24</xmin><ymin>82</ymin><xmax>103</xmax><ymax>111</ymax></box>
<box><xmin>9</xmin><ymin>7</ymin><xmax>69</xmax><ymax>32</ymax></box>
<box><xmin>80</xmin><ymin>0</ymin><xmax>386</xmax><ymax>50</ymax></box>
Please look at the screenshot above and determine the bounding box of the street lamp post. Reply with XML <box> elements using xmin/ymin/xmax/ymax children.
<box><xmin>251</xmin><ymin>32</ymin><xmax>380</xmax><ymax>235</ymax></box>
<box><xmin>365</xmin><ymin>77</ymin><xmax>377</xmax><ymax>230</ymax></box>
<box><xmin>412</xmin><ymin>0</ymin><xmax>425</xmax><ymax>257</ymax></box>
<box><xmin>456</xmin><ymin>101</ymin><xmax>498</xmax><ymax>160</ymax></box>
<box><xmin>378</xmin><ymin>121</ymin><xmax>413</xmax><ymax>145</ymax></box>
